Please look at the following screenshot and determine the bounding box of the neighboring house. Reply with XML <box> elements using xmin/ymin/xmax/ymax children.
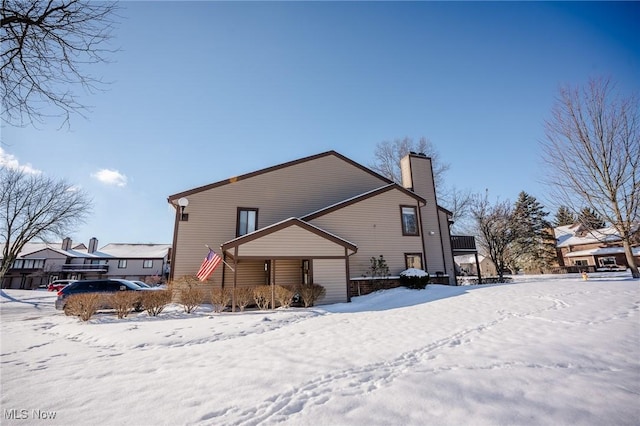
<box><xmin>554</xmin><ymin>224</ymin><xmax>640</xmax><ymax>272</ymax></box>
<box><xmin>455</xmin><ymin>254</ymin><xmax>497</xmax><ymax>277</ymax></box>
<box><xmin>168</xmin><ymin>151</ymin><xmax>472</xmax><ymax>306</ymax></box>
<box><xmin>0</xmin><ymin>237</ymin><xmax>171</xmax><ymax>289</ymax></box>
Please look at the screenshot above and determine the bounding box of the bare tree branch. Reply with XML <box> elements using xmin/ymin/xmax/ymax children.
<box><xmin>0</xmin><ymin>166</ymin><xmax>92</xmax><ymax>283</ymax></box>
<box><xmin>541</xmin><ymin>77</ymin><xmax>640</xmax><ymax>278</ymax></box>
<box><xmin>469</xmin><ymin>191</ymin><xmax>516</xmax><ymax>281</ymax></box>
<box><xmin>1</xmin><ymin>0</ymin><xmax>119</xmax><ymax>128</ymax></box>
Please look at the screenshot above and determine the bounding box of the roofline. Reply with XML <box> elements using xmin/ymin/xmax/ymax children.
<box><xmin>167</xmin><ymin>150</ymin><xmax>395</xmax><ymax>204</ymax></box>
<box><xmin>221</xmin><ymin>217</ymin><xmax>358</xmax><ymax>253</ymax></box>
<box><xmin>301</xmin><ymin>184</ymin><xmax>426</xmax><ymax>221</ymax></box>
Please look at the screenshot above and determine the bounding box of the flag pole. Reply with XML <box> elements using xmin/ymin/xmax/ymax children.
<box><xmin>205</xmin><ymin>245</ymin><xmax>235</xmax><ymax>272</ymax></box>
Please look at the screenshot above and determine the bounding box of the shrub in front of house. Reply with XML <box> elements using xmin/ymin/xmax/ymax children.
<box><xmin>141</xmin><ymin>289</ymin><xmax>172</xmax><ymax>316</ymax></box>
<box><xmin>180</xmin><ymin>284</ymin><xmax>204</xmax><ymax>314</ymax></box>
<box><xmin>109</xmin><ymin>291</ymin><xmax>139</xmax><ymax>319</ymax></box>
<box><xmin>253</xmin><ymin>286</ymin><xmax>272</xmax><ymax>310</ymax></box>
<box><xmin>64</xmin><ymin>293</ymin><xmax>101</xmax><ymax>321</ymax></box>
<box><xmin>235</xmin><ymin>286</ymin><xmax>254</xmax><ymax>311</ymax></box>
<box><xmin>399</xmin><ymin>271</ymin><xmax>430</xmax><ymax>290</ymax></box>
<box><xmin>299</xmin><ymin>283</ymin><xmax>326</xmax><ymax>307</ymax></box>
<box><xmin>274</xmin><ymin>285</ymin><xmax>294</xmax><ymax>308</ymax></box>
<box><xmin>211</xmin><ymin>287</ymin><xmax>230</xmax><ymax>313</ymax></box>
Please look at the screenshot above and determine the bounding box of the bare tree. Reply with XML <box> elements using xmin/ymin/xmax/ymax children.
<box><xmin>439</xmin><ymin>186</ymin><xmax>474</xmax><ymax>233</ymax></box>
<box><xmin>0</xmin><ymin>166</ymin><xmax>92</xmax><ymax>283</ymax></box>
<box><xmin>1</xmin><ymin>0</ymin><xmax>119</xmax><ymax>128</ymax></box>
<box><xmin>371</xmin><ymin>136</ymin><xmax>472</xmax><ymax>231</ymax></box>
<box><xmin>371</xmin><ymin>136</ymin><xmax>449</xmax><ymax>187</ymax></box>
<box><xmin>470</xmin><ymin>192</ymin><xmax>516</xmax><ymax>281</ymax></box>
<box><xmin>541</xmin><ymin>77</ymin><xmax>640</xmax><ymax>278</ymax></box>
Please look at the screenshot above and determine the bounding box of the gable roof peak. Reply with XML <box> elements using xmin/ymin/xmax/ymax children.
<box><xmin>167</xmin><ymin>150</ymin><xmax>393</xmax><ymax>203</ymax></box>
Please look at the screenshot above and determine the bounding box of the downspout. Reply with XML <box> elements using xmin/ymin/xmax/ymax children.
<box><xmin>417</xmin><ymin>199</ymin><xmax>428</xmax><ymax>272</ymax></box>
<box><xmin>345</xmin><ymin>247</ymin><xmax>351</xmax><ymax>302</ymax></box>
<box><xmin>168</xmin><ymin>199</ymin><xmax>180</xmax><ymax>282</ymax></box>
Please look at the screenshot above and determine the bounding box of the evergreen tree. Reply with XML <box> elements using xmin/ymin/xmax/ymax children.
<box><xmin>554</xmin><ymin>206</ymin><xmax>576</xmax><ymax>227</ymax></box>
<box><xmin>511</xmin><ymin>192</ymin><xmax>556</xmax><ymax>273</ymax></box>
<box><xmin>578</xmin><ymin>207</ymin><xmax>606</xmax><ymax>230</ymax></box>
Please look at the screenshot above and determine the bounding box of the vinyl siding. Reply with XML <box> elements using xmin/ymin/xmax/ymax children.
<box><xmin>234</xmin><ymin>225</ymin><xmax>348</xmax><ymax>258</ymax></box>
<box><xmin>172</xmin><ymin>154</ymin><xmax>384</xmax><ymax>280</ymax></box>
<box><xmin>308</xmin><ymin>188</ymin><xmax>424</xmax><ymax>278</ymax></box>
<box><xmin>224</xmin><ymin>259</ymin><xmax>265</xmax><ymax>289</ymax></box>
<box><xmin>312</xmin><ymin>259</ymin><xmax>347</xmax><ymax>305</ymax></box>
<box><xmin>273</xmin><ymin>259</ymin><xmax>302</xmax><ymax>287</ymax></box>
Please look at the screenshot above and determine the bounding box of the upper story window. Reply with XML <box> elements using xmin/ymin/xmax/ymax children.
<box><xmin>237</xmin><ymin>208</ymin><xmax>258</xmax><ymax>237</ymax></box>
<box><xmin>143</xmin><ymin>260</ymin><xmax>153</xmax><ymax>268</ymax></box>
<box><xmin>118</xmin><ymin>259</ymin><xmax>127</xmax><ymax>269</ymax></box>
<box><xmin>400</xmin><ymin>205</ymin><xmax>419</xmax><ymax>236</ymax></box>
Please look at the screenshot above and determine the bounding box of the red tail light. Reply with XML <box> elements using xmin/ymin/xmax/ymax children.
<box><xmin>57</xmin><ymin>290</ymin><xmax>63</xmax><ymax>296</ymax></box>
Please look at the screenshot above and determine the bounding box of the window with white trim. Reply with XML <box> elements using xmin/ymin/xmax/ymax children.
<box><xmin>401</xmin><ymin>206</ymin><xmax>419</xmax><ymax>236</ymax></box>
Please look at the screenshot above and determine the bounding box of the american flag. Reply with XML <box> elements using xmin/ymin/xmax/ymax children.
<box><xmin>196</xmin><ymin>249</ymin><xmax>222</xmax><ymax>282</ymax></box>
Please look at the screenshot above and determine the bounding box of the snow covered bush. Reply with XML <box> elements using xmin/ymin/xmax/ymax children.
<box><xmin>235</xmin><ymin>286</ymin><xmax>254</xmax><ymax>311</ymax></box>
<box><xmin>274</xmin><ymin>285</ymin><xmax>294</xmax><ymax>308</ymax></box>
<box><xmin>64</xmin><ymin>293</ymin><xmax>101</xmax><ymax>321</ymax></box>
<box><xmin>299</xmin><ymin>283</ymin><xmax>326</xmax><ymax>307</ymax></box>
<box><xmin>399</xmin><ymin>268</ymin><xmax>430</xmax><ymax>290</ymax></box>
<box><xmin>211</xmin><ymin>288</ymin><xmax>230</xmax><ymax>313</ymax></box>
<box><xmin>253</xmin><ymin>286</ymin><xmax>272</xmax><ymax>310</ymax></box>
<box><xmin>109</xmin><ymin>291</ymin><xmax>139</xmax><ymax>319</ymax></box>
<box><xmin>141</xmin><ymin>289</ymin><xmax>172</xmax><ymax>316</ymax></box>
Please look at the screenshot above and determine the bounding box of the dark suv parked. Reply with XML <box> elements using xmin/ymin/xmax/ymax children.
<box><xmin>54</xmin><ymin>279</ymin><xmax>150</xmax><ymax>312</ymax></box>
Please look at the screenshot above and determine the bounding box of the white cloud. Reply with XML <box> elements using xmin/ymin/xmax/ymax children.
<box><xmin>0</xmin><ymin>148</ymin><xmax>42</xmax><ymax>174</ymax></box>
<box><xmin>91</xmin><ymin>169</ymin><xmax>128</xmax><ymax>187</ymax></box>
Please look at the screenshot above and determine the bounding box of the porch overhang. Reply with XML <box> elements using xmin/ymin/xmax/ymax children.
<box><xmin>221</xmin><ymin>217</ymin><xmax>357</xmax><ymax>260</ymax></box>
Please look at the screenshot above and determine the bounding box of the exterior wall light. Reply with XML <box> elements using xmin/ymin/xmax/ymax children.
<box><xmin>178</xmin><ymin>197</ymin><xmax>189</xmax><ymax>221</ymax></box>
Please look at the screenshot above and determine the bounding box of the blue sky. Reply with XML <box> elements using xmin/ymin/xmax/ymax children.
<box><xmin>2</xmin><ymin>1</ymin><xmax>639</xmax><ymax>245</ymax></box>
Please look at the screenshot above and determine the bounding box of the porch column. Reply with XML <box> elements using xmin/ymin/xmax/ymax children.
<box><xmin>232</xmin><ymin>248</ymin><xmax>238</xmax><ymax>312</ymax></box>
<box><xmin>271</xmin><ymin>259</ymin><xmax>276</xmax><ymax>309</ymax></box>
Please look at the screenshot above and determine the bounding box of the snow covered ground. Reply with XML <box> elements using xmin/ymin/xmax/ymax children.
<box><xmin>1</xmin><ymin>273</ymin><xmax>639</xmax><ymax>425</ymax></box>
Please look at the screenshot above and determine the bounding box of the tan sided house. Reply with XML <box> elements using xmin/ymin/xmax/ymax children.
<box><xmin>168</xmin><ymin>151</ymin><xmax>460</xmax><ymax>306</ymax></box>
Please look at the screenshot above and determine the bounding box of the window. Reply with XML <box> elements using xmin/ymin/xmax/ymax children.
<box><xmin>400</xmin><ymin>206</ymin><xmax>419</xmax><ymax>236</ymax></box>
<box><xmin>573</xmin><ymin>260</ymin><xmax>588</xmax><ymax>266</ymax></box>
<box><xmin>598</xmin><ymin>257</ymin><xmax>617</xmax><ymax>267</ymax></box>
<box><xmin>143</xmin><ymin>260</ymin><xmax>153</xmax><ymax>268</ymax></box>
<box><xmin>118</xmin><ymin>259</ymin><xmax>127</xmax><ymax>269</ymax></box>
<box><xmin>405</xmin><ymin>253</ymin><xmax>423</xmax><ymax>270</ymax></box>
<box><xmin>12</xmin><ymin>259</ymin><xmax>24</xmax><ymax>269</ymax></box>
<box><xmin>237</xmin><ymin>208</ymin><xmax>258</xmax><ymax>237</ymax></box>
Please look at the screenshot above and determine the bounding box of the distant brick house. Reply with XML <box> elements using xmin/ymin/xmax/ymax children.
<box><xmin>554</xmin><ymin>224</ymin><xmax>640</xmax><ymax>272</ymax></box>
<box><xmin>0</xmin><ymin>238</ymin><xmax>171</xmax><ymax>289</ymax></box>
